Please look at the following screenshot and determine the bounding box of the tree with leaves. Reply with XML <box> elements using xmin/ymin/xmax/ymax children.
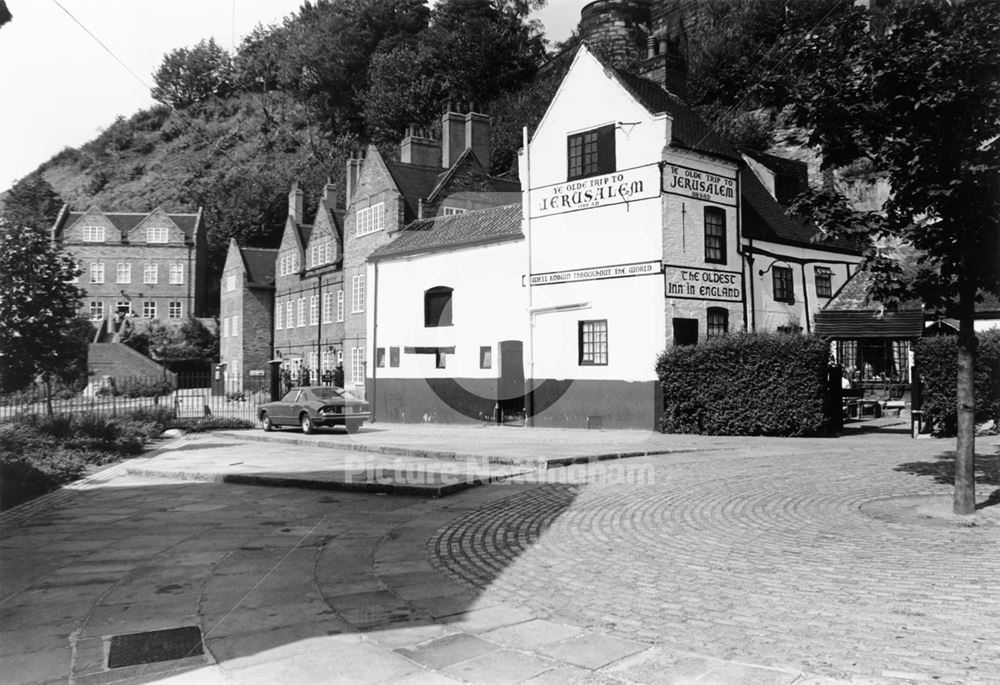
<box><xmin>0</xmin><ymin>225</ymin><xmax>89</xmax><ymax>412</ymax></box>
<box><xmin>760</xmin><ymin>0</ymin><xmax>1000</xmax><ymax>514</ymax></box>
<box><xmin>0</xmin><ymin>174</ymin><xmax>64</xmax><ymax>235</ymax></box>
<box><xmin>152</xmin><ymin>38</ymin><xmax>234</xmax><ymax>109</ymax></box>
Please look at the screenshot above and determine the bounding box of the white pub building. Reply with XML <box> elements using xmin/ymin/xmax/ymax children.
<box><xmin>367</xmin><ymin>44</ymin><xmax>859</xmax><ymax>429</ymax></box>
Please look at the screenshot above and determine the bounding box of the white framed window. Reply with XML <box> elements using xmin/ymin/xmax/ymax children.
<box><xmin>297</xmin><ymin>298</ymin><xmax>306</xmax><ymax>327</ymax></box>
<box><xmin>309</xmin><ymin>295</ymin><xmax>319</xmax><ymax>325</ymax></box>
<box><xmin>146</xmin><ymin>225</ymin><xmax>169</xmax><ymax>243</ymax></box>
<box><xmin>169</xmin><ymin>263</ymin><xmax>184</xmax><ymax>284</ymax></box>
<box><xmin>322</xmin><ymin>348</ymin><xmax>334</xmax><ymax>372</ymax></box>
<box><xmin>356</xmin><ymin>202</ymin><xmax>385</xmax><ymax>237</ymax></box>
<box><xmin>89</xmin><ymin>301</ymin><xmax>105</xmax><ymax>320</ymax></box>
<box><xmin>82</xmin><ymin>225</ymin><xmax>105</xmax><ymax>242</ymax></box>
<box><xmin>225</xmin><ymin>274</ymin><xmax>236</xmax><ymax>292</ymax></box>
<box><xmin>308</xmin><ymin>351</ymin><xmax>317</xmax><ymax>372</ymax></box>
<box><xmin>286</xmin><ymin>301</ymin><xmax>294</xmax><ymax>329</ymax></box>
<box><xmin>169</xmin><ymin>301</ymin><xmax>182</xmax><ymax>319</ymax></box>
<box><xmin>143</xmin><ymin>263</ymin><xmax>158</xmax><ymax>284</ymax></box>
<box><xmin>351</xmin><ymin>274</ymin><xmax>365</xmax><ymax>313</ymax></box>
<box><xmin>90</xmin><ymin>262</ymin><xmax>105</xmax><ymax>284</ymax></box>
<box><xmin>336</xmin><ymin>289</ymin><xmax>344</xmax><ymax>322</ymax></box>
<box><xmin>276</xmin><ymin>301</ymin><xmax>283</xmax><ymax>330</ymax></box>
<box><xmin>231</xmin><ymin>314</ymin><xmax>239</xmax><ymax>337</ymax></box>
<box><xmin>223</xmin><ymin>317</ymin><xmax>230</xmax><ymax>337</ymax></box>
<box><xmin>351</xmin><ymin>347</ymin><xmax>364</xmax><ymax>385</ymax></box>
<box><xmin>116</xmin><ymin>300</ymin><xmax>131</xmax><ymax>316</ymax></box>
<box><xmin>143</xmin><ymin>301</ymin><xmax>157</xmax><ymax>319</ymax></box>
<box><xmin>322</xmin><ymin>291</ymin><xmax>333</xmax><ymax>323</ymax></box>
<box><xmin>116</xmin><ymin>262</ymin><xmax>131</xmax><ymax>284</ymax></box>
<box><xmin>442</xmin><ymin>206</ymin><xmax>468</xmax><ymax>216</ymax></box>
<box><xmin>337</xmin><ymin>349</ymin><xmax>344</xmax><ymax>365</ymax></box>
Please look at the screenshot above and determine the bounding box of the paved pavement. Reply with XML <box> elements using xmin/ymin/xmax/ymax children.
<box><xmin>1</xmin><ymin>421</ymin><xmax>998</xmax><ymax>684</ymax></box>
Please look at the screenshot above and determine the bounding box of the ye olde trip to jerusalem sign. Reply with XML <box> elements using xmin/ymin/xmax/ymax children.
<box><xmin>533</xmin><ymin>166</ymin><xmax>660</xmax><ymax>217</ymax></box>
<box><xmin>663</xmin><ymin>163</ymin><xmax>737</xmax><ymax>206</ymax></box>
<box><xmin>663</xmin><ymin>265</ymin><xmax>742</xmax><ymax>302</ymax></box>
<box><xmin>530</xmin><ymin>260</ymin><xmax>661</xmax><ymax>286</ymax></box>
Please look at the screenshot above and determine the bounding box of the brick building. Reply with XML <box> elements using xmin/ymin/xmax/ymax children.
<box><xmin>51</xmin><ymin>205</ymin><xmax>207</xmax><ymax>326</ymax></box>
<box><xmin>272</xmin><ymin>182</ymin><xmax>344</xmax><ymax>386</ymax></box>
<box><xmin>219</xmin><ymin>238</ymin><xmax>279</xmax><ymax>391</ymax></box>
<box><xmin>340</xmin><ymin>107</ymin><xmax>519</xmax><ymax>397</ymax></box>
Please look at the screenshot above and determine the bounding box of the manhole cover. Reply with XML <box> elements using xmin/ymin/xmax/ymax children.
<box><xmin>107</xmin><ymin>626</ymin><xmax>204</xmax><ymax>669</ymax></box>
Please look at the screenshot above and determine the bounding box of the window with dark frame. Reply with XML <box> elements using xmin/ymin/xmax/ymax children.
<box><xmin>672</xmin><ymin>318</ymin><xmax>698</xmax><ymax>346</ymax></box>
<box><xmin>578</xmin><ymin>320</ymin><xmax>608</xmax><ymax>366</ymax></box>
<box><xmin>389</xmin><ymin>347</ymin><xmax>400</xmax><ymax>367</ymax></box>
<box><xmin>815</xmin><ymin>266</ymin><xmax>833</xmax><ymax>298</ymax></box>
<box><xmin>707</xmin><ymin>307</ymin><xmax>728</xmax><ymax>338</ymax></box>
<box><xmin>424</xmin><ymin>286</ymin><xmax>453</xmax><ymax>327</ymax></box>
<box><xmin>773</xmin><ymin>266</ymin><xmax>795</xmax><ymax>303</ymax></box>
<box><xmin>375</xmin><ymin>347</ymin><xmax>385</xmax><ymax>368</ymax></box>
<box><xmin>704</xmin><ymin>207</ymin><xmax>726</xmax><ymax>264</ymax></box>
<box><xmin>567</xmin><ymin>124</ymin><xmax>616</xmax><ymax>181</ymax></box>
<box><xmin>480</xmin><ymin>346</ymin><xmax>492</xmax><ymax>369</ymax></box>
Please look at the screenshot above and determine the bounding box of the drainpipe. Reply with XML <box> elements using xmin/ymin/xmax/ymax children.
<box><xmin>316</xmin><ymin>272</ymin><xmax>323</xmax><ymax>380</ymax></box>
<box><xmin>801</xmin><ymin>262</ymin><xmax>811</xmax><ymax>334</ymax></box>
<box><xmin>371</xmin><ymin>262</ymin><xmax>379</xmax><ymax>422</ymax></box>
<box><xmin>746</xmin><ymin>239</ymin><xmax>756</xmax><ymax>332</ymax></box>
<box><xmin>187</xmin><ymin>243</ymin><xmax>193</xmax><ymax>317</ymax></box>
<box><xmin>524</xmin><ymin>126</ymin><xmax>535</xmax><ymax>428</ymax></box>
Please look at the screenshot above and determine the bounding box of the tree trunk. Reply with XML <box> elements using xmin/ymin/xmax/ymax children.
<box><xmin>953</xmin><ymin>277</ymin><xmax>977</xmax><ymax>515</ymax></box>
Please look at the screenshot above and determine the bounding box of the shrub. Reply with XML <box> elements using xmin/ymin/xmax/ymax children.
<box><xmin>656</xmin><ymin>332</ymin><xmax>831</xmax><ymax>436</ymax></box>
<box><xmin>914</xmin><ymin>330</ymin><xmax>1000</xmax><ymax>435</ymax></box>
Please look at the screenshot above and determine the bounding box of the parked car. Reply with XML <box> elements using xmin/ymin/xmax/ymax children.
<box><xmin>257</xmin><ymin>386</ymin><xmax>371</xmax><ymax>434</ymax></box>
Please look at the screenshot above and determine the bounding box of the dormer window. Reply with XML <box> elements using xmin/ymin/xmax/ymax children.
<box><xmin>567</xmin><ymin>125</ymin><xmax>615</xmax><ymax>181</ymax></box>
<box><xmin>146</xmin><ymin>226</ymin><xmax>169</xmax><ymax>243</ymax></box>
<box><xmin>82</xmin><ymin>225</ymin><xmax>105</xmax><ymax>242</ymax></box>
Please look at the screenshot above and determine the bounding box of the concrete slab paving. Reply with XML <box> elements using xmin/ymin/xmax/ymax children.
<box><xmin>0</xmin><ymin>421</ymin><xmax>996</xmax><ymax>683</ymax></box>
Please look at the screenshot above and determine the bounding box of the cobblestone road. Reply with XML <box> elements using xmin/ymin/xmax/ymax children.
<box><xmin>429</xmin><ymin>436</ymin><xmax>1000</xmax><ymax>683</ymax></box>
<box><xmin>2</xmin><ymin>427</ymin><xmax>998</xmax><ymax>684</ymax></box>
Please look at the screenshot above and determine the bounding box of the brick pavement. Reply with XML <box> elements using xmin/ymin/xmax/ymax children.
<box><xmin>0</xmin><ymin>424</ymin><xmax>997</xmax><ymax>684</ymax></box>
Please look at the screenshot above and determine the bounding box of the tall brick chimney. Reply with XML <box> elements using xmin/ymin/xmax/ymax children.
<box><xmin>288</xmin><ymin>181</ymin><xmax>303</xmax><ymax>223</ymax></box>
<box><xmin>441</xmin><ymin>108</ymin><xmax>467</xmax><ymax>169</ymax></box>
<box><xmin>400</xmin><ymin>126</ymin><xmax>441</xmax><ymax>167</ymax></box>
<box><xmin>322</xmin><ymin>181</ymin><xmax>338</xmax><ymax>210</ymax></box>
<box><xmin>464</xmin><ymin>111</ymin><xmax>491</xmax><ymax>170</ymax></box>
<box><xmin>345</xmin><ymin>152</ymin><xmax>365</xmax><ymax>208</ymax></box>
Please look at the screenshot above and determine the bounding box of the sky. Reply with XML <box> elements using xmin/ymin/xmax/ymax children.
<box><xmin>0</xmin><ymin>0</ymin><xmax>587</xmax><ymax>192</ymax></box>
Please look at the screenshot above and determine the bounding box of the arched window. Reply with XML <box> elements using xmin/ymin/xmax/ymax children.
<box><xmin>424</xmin><ymin>286</ymin><xmax>453</xmax><ymax>327</ymax></box>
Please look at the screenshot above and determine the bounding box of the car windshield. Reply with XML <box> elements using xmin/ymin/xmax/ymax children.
<box><xmin>309</xmin><ymin>387</ymin><xmax>346</xmax><ymax>400</ymax></box>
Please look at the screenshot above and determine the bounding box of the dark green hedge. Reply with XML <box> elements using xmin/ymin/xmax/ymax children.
<box><xmin>914</xmin><ymin>330</ymin><xmax>1000</xmax><ymax>435</ymax></box>
<box><xmin>656</xmin><ymin>332</ymin><xmax>831</xmax><ymax>436</ymax></box>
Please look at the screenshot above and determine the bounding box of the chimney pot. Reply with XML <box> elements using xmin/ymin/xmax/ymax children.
<box><xmin>288</xmin><ymin>182</ymin><xmax>303</xmax><ymax>223</ymax></box>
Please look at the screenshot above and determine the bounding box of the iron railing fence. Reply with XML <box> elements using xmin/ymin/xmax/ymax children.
<box><xmin>0</xmin><ymin>373</ymin><xmax>272</xmax><ymax>424</ymax></box>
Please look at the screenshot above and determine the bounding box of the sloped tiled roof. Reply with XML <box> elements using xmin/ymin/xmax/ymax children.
<box><xmin>741</xmin><ymin>166</ymin><xmax>862</xmax><ymax>255</ymax></box>
<box><xmin>741</xmin><ymin>149</ymin><xmax>809</xmax><ymax>184</ymax></box>
<box><xmin>57</xmin><ymin>210</ymin><xmax>200</xmax><ymax>240</ymax></box>
<box><xmin>369</xmin><ymin>204</ymin><xmax>522</xmax><ymax>261</ymax></box>
<box><xmin>239</xmin><ymin>247</ymin><xmax>277</xmax><ymax>288</ymax></box>
<box><xmin>294</xmin><ymin>222</ymin><xmax>313</xmax><ymax>249</ymax></box>
<box><xmin>384</xmin><ymin>160</ymin><xmax>444</xmax><ymax>220</ymax></box>
<box><xmin>611</xmin><ymin>68</ymin><xmax>741</xmax><ymax>162</ymax></box>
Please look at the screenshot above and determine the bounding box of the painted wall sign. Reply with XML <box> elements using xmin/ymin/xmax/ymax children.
<box><xmin>249</xmin><ymin>370</ymin><xmax>265</xmax><ymax>377</ymax></box>
<box><xmin>662</xmin><ymin>163</ymin><xmax>737</xmax><ymax>206</ymax></box>
<box><xmin>531</xmin><ymin>165</ymin><xmax>660</xmax><ymax>217</ymax></box>
<box><xmin>663</xmin><ymin>265</ymin><xmax>742</xmax><ymax>302</ymax></box>
<box><xmin>530</xmin><ymin>260</ymin><xmax>662</xmax><ymax>286</ymax></box>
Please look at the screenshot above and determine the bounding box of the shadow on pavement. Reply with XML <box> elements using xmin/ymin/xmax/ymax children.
<box><xmin>0</xmin><ymin>473</ymin><xmax>580</xmax><ymax>683</ymax></box>
<box><xmin>894</xmin><ymin>445</ymin><xmax>1000</xmax><ymax>509</ymax></box>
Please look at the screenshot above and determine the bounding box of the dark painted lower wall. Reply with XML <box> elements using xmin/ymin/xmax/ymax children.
<box><xmin>367</xmin><ymin>376</ymin><xmax>660</xmax><ymax>430</ymax></box>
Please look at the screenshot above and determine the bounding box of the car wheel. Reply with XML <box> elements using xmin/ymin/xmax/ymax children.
<box><xmin>260</xmin><ymin>412</ymin><xmax>275</xmax><ymax>432</ymax></box>
<box><xmin>300</xmin><ymin>413</ymin><xmax>314</xmax><ymax>434</ymax></box>
<box><xmin>345</xmin><ymin>420</ymin><xmax>361</xmax><ymax>434</ymax></box>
